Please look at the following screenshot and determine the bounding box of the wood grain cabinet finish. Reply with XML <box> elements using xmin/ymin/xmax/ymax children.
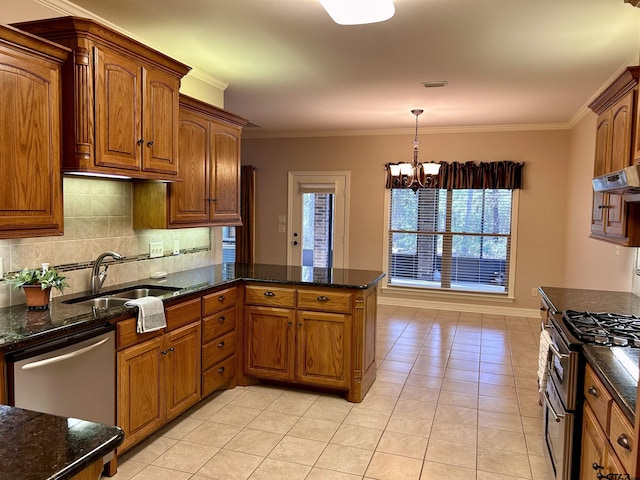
<box><xmin>133</xmin><ymin>94</ymin><xmax>247</xmax><ymax>229</ymax></box>
<box><xmin>13</xmin><ymin>17</ymin><xmax>190</xmax><ymax>181</ymax></box>
<box><xmin>580</xmin><ymin>364</ymin><xmax>633</xmax><ymax>479</ymax></box>
<box><xmin>201</xmin><ymin>286</ymin><xmax>239</xmax><ymax>397</ymax></box>
<box><xmin>116</xmin><ymin>301</ymin><xmax>201</xmax><ymax>454</ymax></box>
<box><xmin>0</xmin><ymin>25</ymin><xmax>68</xmax><ymax>239</ymax></box>
<box><xmin>589</xmin><ymin>66</ymin><xmax>640</xmax><ymax>246</ymax></box>
<box><xmin>241</xmin><ymin>283</ymin><xmax>377</xmax><ymax>402</ymax></box>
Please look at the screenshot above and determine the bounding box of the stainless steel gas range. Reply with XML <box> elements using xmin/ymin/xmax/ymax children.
<box><xmin>543</xmin><ymin>309</ymin><xmax>640</xmax><ymax>480</ymax></box>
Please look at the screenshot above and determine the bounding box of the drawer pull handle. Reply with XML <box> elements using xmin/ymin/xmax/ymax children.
<box><xmin>592</xmin><ymin>463</ymin><xmax>603</xmax><ymax>471</ymax></box>
<box><xmin>587</xmin><ymin>386</ymin><xmax>598</xmax><ymax>398</ymax></box>
<box><xmin>264</xmin><ymin>291</ymin><xmax>276</xmax><ymax>297</ymax></box>
<box><xmin>317</xmin><ymin>295</ymin><xmax>330</xmax><ymax>302</ymax></box>
<box><xmin>218</xmin><ymin>316</ymin><xmax>225</xmax><ymax>323</ymax></box>
<box><xmin>218</xmin><ymin>366</ymin><xmax>225</xmax><ymax>374</ymax></box>
<box><xmin>218</xmin><ymin>341</ymin><xmax>225</xmax><ymax>348</ymax></box>
<box><xmin>218</xmin><ymin>295</ymin><xmax>225</xmax><ymax>302</ymax></box>
<box><xmin>617</xmin><ymin>433</ymin><xmax>631</xmax><ymax>451</ymax></box>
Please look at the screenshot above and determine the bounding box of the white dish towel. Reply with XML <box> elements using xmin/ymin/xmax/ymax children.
<box><xmin>125</xmin><ymin>296</ymin><xmax>167</xmax><ymax>333</ymax></box>
<box><xmin>537</xmin><ymin>329</ymin><xmax>552</xmax><ymax>393</ymax></box>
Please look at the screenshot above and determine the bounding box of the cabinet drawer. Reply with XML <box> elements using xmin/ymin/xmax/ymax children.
<box><xmin>202</xmin><ymin>306</ymin><xmax>236</xmax><ymax>343</ymax></box>
<box><xmin>609</xmin><ymin>402</ymin><xmax>634</xmax><ymax>474</ymax></box>
<box><xmin>297</xmin><ymin>289</ymin><xmax>353</xmax><ymax>313</ymax></box>
<box><xmin>202</xmin><ymin>331</ymin><xmax>236</xmax><ymax>370</ymax></box>
<box><xmin>116</xmin><ymin>316</ymin><xmax>163</xmax><ymax>350</ymax></box>
<box><xmin>165</xmin><ymin>298</ymin><xmax>201</xmax><ymax>331</ymax></box>
<box><xmin>245</xmin><ymin>285</ymin><xmax>295</xmax><ymax>308</ymax></box>
<box><xmin>202</xmin><ymin>354</ymin><xmax>236</xmax><ymax>397</ymax></box>
<box><xmin>202</xmin><ymin>287</ymin><xmax>237</xmax><ymax>316</ymax></box>
<box><xmin>584</xmin><ymin>364</ymin><xmax>612</xmax><ymax>431</ymax></box>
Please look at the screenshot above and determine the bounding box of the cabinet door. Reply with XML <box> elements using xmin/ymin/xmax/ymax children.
<box><xmin>169</xmin><ymin>109</ymin><xmax>209</xmax><ymax>224</ymax></box>
<box><xmin>609</xmin><ymin>92</ymin><xmax>634</xmax><ymax>173</ymax></box>
<box><xmin>296</xmin><ymin>310</ymin><xmax>351</xmax><ymax>389</ymax></box>
<box><xmin>580</xmin><ymin>404</ymin><xmax>608</xmax><ymax>480</ymax></box>
<box><xmin>117</xmin><ymin>336</ymin><xmax>164</xmax><ymax>452</ymax></box>
<box><xmin>210</xmin><ymin>122</ymin><xmax>242</xmax><ymax>225</ymax></box>
<box><xmin>604</xmin><ymin>193</ymin><xmax>625</xmax><ymax>239</ymax></box>
<box><xmin>0</xmin><ymin>45</ymin><xmax>63</xmax><ymax>238</ymax></box>
<box><xmin>142</xmin><ymin>66</ymin><xmax>179</xmax><ymax>175</ymax></box>
<box><xmin>165</xmin><ymin>322</ymin><xmax>201</xmax><ymax>421</ymax></box>
<box><xmin>594</xmin><ymin>109</ymin><xmax>612</xmax><ymax>177</ymax></box>
<box><xmin>245</xmin><ymin>306</ymin><xmax>295</xmax><ymax>381</ymax></box>
<box><xmin>591</xmin><ymin>192</ymin><xmax>606</xmax><ymax>237</ymax></box>
<box><xmin>94</xmin><ymin>46</ymin><xmax>141</xmax><ymax>171</ymax></box>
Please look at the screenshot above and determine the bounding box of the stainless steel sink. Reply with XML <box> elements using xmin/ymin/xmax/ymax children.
<box><xmin>63</xmin><ymin>284</ymin><xmax>181</xmax><ymax>308</ymax></box>
<box><xmin>76</xmin><ymin>297</ymin><xmax>129</xmax><ymax>309</ymax></box>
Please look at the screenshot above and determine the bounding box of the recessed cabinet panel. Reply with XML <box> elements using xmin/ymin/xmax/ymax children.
<box><xmin>94</xmin><ymin>47</ymin><xmax>140</xmax><ymax>171</ymax></box>
<box><xmin>211</xmin><ymin>124</ymin><xmax>242</xmax><ymax>224</ymax></box>
<box><xmin>245</xmin><ymin>306</ymin><xmax>295</xmax><ymax>381</ymax></box>
<box><xmin>0</xmin><ymin>27</ymin><xmax>66</xmax><ymax>238</ymax></box>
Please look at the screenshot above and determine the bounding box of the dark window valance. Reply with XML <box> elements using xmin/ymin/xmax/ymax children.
<box><xmin>386</xmin><ymin>161</ymin><xmax>524</xmax><ymax>190</ymax></box>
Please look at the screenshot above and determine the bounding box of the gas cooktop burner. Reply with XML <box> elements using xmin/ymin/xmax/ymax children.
<box><xmin>563</xmin><ymin>310</ymin><xmax>640</xmax><ymax>347</ymax></box>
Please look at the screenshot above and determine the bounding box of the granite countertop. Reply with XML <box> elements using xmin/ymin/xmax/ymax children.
<box><xmin>0</xmin><ymin>263</ymin><xmax>385</xmax><ymax>353</ymax></box>
<box><xmin>0</xmin><ymin>404</ymin><xmax>123</xmax><ymax>480</ymax></box>
<box><xmin>540</xmin><ymin>286</ymin><xmax>640</xmax><ymax>423</ymax></box>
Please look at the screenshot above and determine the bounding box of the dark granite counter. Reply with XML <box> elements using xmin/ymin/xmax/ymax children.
<box><xmin>0</xmin><ymin>404</ymin><xmax>123</xmax><ymax>480</ymax></box>
<box><xmin>0</xmin><ymin>263</ymin><xmax>385</xmax><ymax>353</ymax></box>
<box><xmin>540</xmin><ymin>286</ymin><xmax>640</xmax><ymax>423</ymax></box>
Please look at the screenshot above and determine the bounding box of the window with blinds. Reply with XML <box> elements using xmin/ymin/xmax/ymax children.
<box><xmin>388</xmin><ymin>188</ymin><xmax>513</xmax><ymax>294</ymax></box>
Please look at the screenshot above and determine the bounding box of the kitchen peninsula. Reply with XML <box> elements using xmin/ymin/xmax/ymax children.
<box><xmin>0</xmin><ymin>263</ymin><xmax>384</xmax><ymax>456</ymax></box>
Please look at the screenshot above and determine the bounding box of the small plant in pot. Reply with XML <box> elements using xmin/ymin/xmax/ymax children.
<box><xmin>7</xmin><ymin>267</ymin><xmax>70</xmax><ymax>310</ymax></box>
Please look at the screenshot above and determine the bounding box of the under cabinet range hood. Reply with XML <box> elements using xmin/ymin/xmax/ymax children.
<box><xmin>593</xmin><ymin>165</ymin><xmax>640</xmax><ymax>194</ymax></box>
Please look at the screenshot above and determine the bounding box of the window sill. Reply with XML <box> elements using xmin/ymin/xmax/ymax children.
<box><xmin>381</xmin><ymin>285</ymin><xmax>516</xmax><ymax>304</ymax></box>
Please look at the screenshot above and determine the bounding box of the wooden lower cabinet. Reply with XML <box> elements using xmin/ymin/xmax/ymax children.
<box><xmin>241</xmin><ymin>284</ymin><xmax>376</xmax><ymax>402</ymax></box>
<box><xmin>581</xmin><ymin>404</ymin><xmax>609</xmax><ymax>480</ymax></box>
<box><xmin>117</xmin><ymin>321</ymin><xmax>200</xmax><ymax>453</ymax></box>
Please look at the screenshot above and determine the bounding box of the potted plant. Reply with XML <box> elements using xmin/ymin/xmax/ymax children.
<box><xmin>7</xmin><ymin>266</ymin><xmax>70</xmax><ymax>310</ymax></box>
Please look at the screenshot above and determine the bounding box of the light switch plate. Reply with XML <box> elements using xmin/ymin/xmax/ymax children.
<box><xmin>173</xmin><ymin>240</ymin><xmax>180</xmax><ymax>255</ymax></box>
<box><xmin>149</xmin><ymin>242</ymin><xmax>163</xmax><ymax>258</ymax></box>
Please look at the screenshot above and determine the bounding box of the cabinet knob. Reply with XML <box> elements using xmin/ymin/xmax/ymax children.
<box><xmin>287</xmin><ymin>321</ymin><xmax>293</xmax><ymax>326</ymax></box>
<box><xmin>218</xmin><ymin>366</ymin><xmax>225</xmax><ymax>374</ymax></box>
<box><xmin>298</xmin><ymin>323</ymin><xmax>302</xmax><ymax>327</ymax></box>
<box><xmin>264</xmin><ymin>291</ymin><xmax>276</xmax><ymax>297</ymax></box>
<box><xmin>617</xmin><ymin>433</ymin><xmax>631</xmax><ymax>451</ymax></box>
<box><xmin>169</xmin><ymin>347</ymin><xmax>174</xmax><ymax>352</ymax></box>
<box><xmin>217</xmin><ymin>316</ymin><xmax>225</xmax><ymax>323</ymax></box>
<box><xmin>147</xmin><ymin>141</ymin><xmax>154</xmax><ymax>147</ymax></box>
<box><xmin>587</xmin><ymin>385</ymin><xmax>598</xmax><ymax>398</ymax></box>
<box><xmin>137</xmin><ymin>139</ymin><xmax>144</xmax><ymax>145</ymax></box>
<box><xmin>598</xmin><ymin>205</ymin><xmax>610</xmax><ymax>209</ymax></box>
<box><xmin>592</xmin><ymin>462</ymin><xmax>603</xmax><ymax>471</ymax></box>
<box><xmin>218</xmin><ymin>341</ymin><xmax>225</xmax><ymax>348</ymax></box>
<box><xmin>316</xmin><ymin>295</ymin><xmax>330</xmax><ymax>302</ymax></box>
<box><xmin>218</xmin><ymin>295</ymin><xmax>226</xmax><ymax>302</ymax></box>
<box><xmin>161</xmin><ymin>350</ymin><xmax>168</xmax><ymax>355</ymax></box>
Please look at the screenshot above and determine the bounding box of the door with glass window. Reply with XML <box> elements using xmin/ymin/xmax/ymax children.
<box><xmin>287</xmin><ymin>172</ymin><xmax>349</xmax><ymax>269</ymax></box>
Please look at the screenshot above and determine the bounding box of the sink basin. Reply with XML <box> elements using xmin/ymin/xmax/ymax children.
<box><xmin>110</xmin><ymin>287</ymin><xmax>180</xmax><ymax>299</ymax></box>
<box><xmin>63</xmin><ymin>284</ymin><xmax>181</xmax><ymax>308</ymax></box>
<box><xmin>76</xmin><ymin>297</ymin><xmax>129</xmax><ymax>309</ymax></box>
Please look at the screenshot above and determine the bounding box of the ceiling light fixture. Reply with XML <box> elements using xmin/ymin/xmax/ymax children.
<box><xmin>319</xmin><ymin>0</ymin><xmax>395</xmax><ymax>25</ymax></box>
<box><xmin>387</xmin><ymin>109</ymin><xmax>441</xmax><ymax>192</ymax></box>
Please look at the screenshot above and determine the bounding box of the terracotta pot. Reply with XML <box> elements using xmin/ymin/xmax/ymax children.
<box><xmin>23</xmin><ymin>285</ymin><xmax>52</xmax><ymax>310</ymax></box>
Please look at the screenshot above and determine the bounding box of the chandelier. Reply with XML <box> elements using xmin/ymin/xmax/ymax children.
<box><xmin>387</xmin><ymin>109</ymin><xmax>441</xmax><ymax>192</ymax></box>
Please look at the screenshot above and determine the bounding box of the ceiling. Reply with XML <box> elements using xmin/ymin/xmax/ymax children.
<box><xmin>3</xmin><ymin>0</ymin><xmax>640</xmax><ymax>135</ymax></box>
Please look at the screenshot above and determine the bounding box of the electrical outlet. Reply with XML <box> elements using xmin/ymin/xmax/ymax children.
<box><xmin>173</xmin><ymin>240</ymin><xmax>180</xmax><ymax>255</ymax></box>
<box><xmin>531</xmin><ymin>287</ymin><xmax>538</xmax><ymax>297</ymax></box>
<box><xmin>149</xmin><ymin>242</ymin><xmax>163</xmax><ymax>258</ymax></box>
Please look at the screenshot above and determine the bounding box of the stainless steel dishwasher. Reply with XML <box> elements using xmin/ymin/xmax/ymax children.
<box><xmin>6</xmin><ymin>324</ymin><xmax>116</xmax><ymax>465</ymax></box>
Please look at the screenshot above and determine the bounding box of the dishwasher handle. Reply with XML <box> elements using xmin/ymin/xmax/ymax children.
<box><xmin>21</xmin><ymin>337</ymin><xmax>111</xmax><ymax>371</ymax></box>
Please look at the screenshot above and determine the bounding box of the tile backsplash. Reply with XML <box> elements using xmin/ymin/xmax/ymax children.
<box><xmin>0</xmin><ymin>177</ymin><xmax>217</xmax><ymax>307</ymax></box>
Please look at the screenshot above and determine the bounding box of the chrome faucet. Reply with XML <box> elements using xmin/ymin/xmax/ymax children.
<box><xmin>91</xmin><ymin>251</ymin><xmax>123</xmax><ymax>294</ymax></box>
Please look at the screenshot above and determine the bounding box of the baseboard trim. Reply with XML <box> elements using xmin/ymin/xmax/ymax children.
<box><xmin>378</xmin><ymin>295</ymin><xmax>540</xmax><ymax>318</ymax></box>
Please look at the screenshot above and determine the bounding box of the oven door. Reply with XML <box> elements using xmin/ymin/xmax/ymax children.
<box><xmin>547</xmin><ymin>322</ymin><xmax>579</xmax><ymax>410</ymax></box>
<box><xmin>543</xmin><ymin>380</ymin><xmax>575</xmax><ymax>480</ymax></box>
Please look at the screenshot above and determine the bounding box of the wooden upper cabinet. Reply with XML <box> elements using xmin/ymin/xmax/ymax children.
<box><xmin>133</xmin><ymin>94</ymin><xmax>248</xmax><ymax>229</ymax></box>
<box><xmin>589</xmin><ymin>66</ymin><xmax>640</xmax><ymax>246</ymax></box>
<box><xmin>211</xmin><ymin>122</ymin><xmax>243</xmax><ymax>224</ymax></box>
<box><xmin>0</xmin><ymin>25</ymin><xmax>68</xmax><ymax>239</ymax></box>
<box><xmin>13</xmin><ymin>16</ymin><xmax>190</xmax><ymax>181</ymax></box>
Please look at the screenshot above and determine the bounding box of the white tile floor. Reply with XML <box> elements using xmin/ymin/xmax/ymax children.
<box><xmin>108</xmin><ymin>305</ymin><xmax>555</xmax><ymax>480</ymax></box>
